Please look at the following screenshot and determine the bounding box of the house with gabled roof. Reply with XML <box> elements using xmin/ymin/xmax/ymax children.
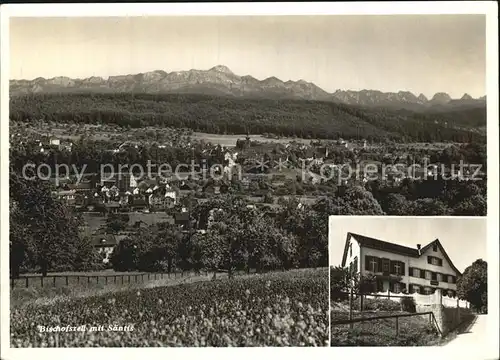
<box><xmin>91</xmin><ymin>233</ymin><xmax>117</xmax><ymax>264</ymax></box>
<box><xmin>341</xmin><ymin>232</ymin><xmax>461</xmax><ymax>297</ymax></box>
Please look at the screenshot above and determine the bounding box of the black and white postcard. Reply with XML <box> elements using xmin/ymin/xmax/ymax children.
<box><xmin>0</xmin><ymin>2</ymin><xmax>498</xmax><ymax>360</ymax></box>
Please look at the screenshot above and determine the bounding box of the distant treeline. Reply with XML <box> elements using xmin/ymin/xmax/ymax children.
<box><xmin>10</xmin><ymin>93</ymin><xmax>486</xmax><ymax>143</ymax></box>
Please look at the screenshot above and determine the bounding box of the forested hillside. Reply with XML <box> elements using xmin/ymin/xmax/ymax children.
<box><xmin>10</xmin><ymin>93</ymin><xmax>486</xmax><ymax>143</ymax></box>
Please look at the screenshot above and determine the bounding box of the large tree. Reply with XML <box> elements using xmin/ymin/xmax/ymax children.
<box><xmin>457</xmin><ymin>259</ymin><xmax>488</xmax><ymax>314</ymax></box>
<box><xmin>10</xmin><ymin>169</ymin><xmax>92</xmax><ymax>276</ymax></box>
<box><xmin>316</xmin><ymin>185</ymin><xmax>385</xmax><ymax>215</ymax></box>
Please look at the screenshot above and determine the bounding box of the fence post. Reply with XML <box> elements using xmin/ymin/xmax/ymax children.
<box><xmin>88</xmin><ymin>276</ymin><xmax>90</xmax><ymax>284</ymax></box>
<box><xmin>77</xmin><ymin>276</ymin><xmax>80</xmax><ymax>284</ymax></box>
<box><xmin>66</xmin><ymin>276</ymin><xmax>69</xmax><ymax>286</ymax></box>
<box><xmin>41</xmin><ymin>277</ymin><xmax>44</xmax><ymax>287</ymax></box>
<box><xmin>105</xmin><ymin>276</ymin><xmax>108</xmax><ymax>285</ymax></box>
<box><xmin>395</xmin><ymin>317</ymin><xmax>399</xmax><ymax>336</ymax></box>
<box><xmin>25</xmin><ymin>277</ymin><xmax>29</xmax><ymax>288</ymax></box>
<box><xmin>114</xmin><ymin>275</ymin><xmax>117</xmax><ymax>284</ymax></box>
<box><xmin>53</xmin><ymin>276</ymin><xmax>56</xmax><ymax>287</ymax></box>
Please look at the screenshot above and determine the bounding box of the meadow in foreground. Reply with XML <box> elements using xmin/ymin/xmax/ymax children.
<box><xmin>11</xmin><ymin>268</ymin><xmax>328</xmax><ymax>347</ymax></box>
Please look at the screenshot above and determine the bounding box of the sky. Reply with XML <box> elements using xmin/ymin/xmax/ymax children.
<box><xmin>10</xmin><ymin>15</ymin><xmax>486</xmax><ymax>98</ymax></box>
<box><xmin>329</xmin><ymin>217</ymin><xmax>487</xmax><ymax>273</ymax></box>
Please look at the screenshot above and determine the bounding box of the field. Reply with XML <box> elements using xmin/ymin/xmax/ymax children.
<box><xmin>14</xmin><ymin>123</ymin><xmax>319</xmax><ymax>147</ymax></box>
<box><xmin>11</xmin><ymin>268</ymin><xmax>329</xmax><ymax>347</ymax></box>
<box><xmin>191</xmin><ymin>132</ymin><xmax>315</xmax><ymax>147</ymax></box>
<box><xmin>330</xmin><ymin>309</ymin><xmax>440</xmax><ymax>346</ymax></box>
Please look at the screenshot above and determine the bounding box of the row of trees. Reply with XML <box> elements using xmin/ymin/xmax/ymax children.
<box><xmin>369</xmin><ymin>178</ymin><xmax>487</xmax><ymax>216</ymax></box>
<box><xmin>9</xmin><ymin>169</ymin><xmax>328</xmax><ymax>277</ymax></box>
<box><xmin>112</xmin><ymin>195</ymin><xmax>328</xmax><ymax>275</ymax></box>
<box><xmin>10</xmin><ymin>92</ymin><xmax>486</xmax><ymax>142</ymax></box>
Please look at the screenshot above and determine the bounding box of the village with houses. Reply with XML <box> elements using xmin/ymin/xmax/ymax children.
<box><xmin>8</xmin><ymin>120</ymin><xmax>487</xmax><ymax>264</ymax></box>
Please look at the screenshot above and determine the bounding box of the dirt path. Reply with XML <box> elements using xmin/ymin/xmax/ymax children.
<box><xmin>444</xmin><ymin>315</ymin><xmax>495</xmax><ymax>359</ymax></box>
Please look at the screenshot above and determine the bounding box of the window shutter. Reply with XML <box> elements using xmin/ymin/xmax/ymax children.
<box><xmin>420</xmin><ymin>270</ymin><xmax>425</xmax><ymax>279</ymax></box>
<box><xmin>365</xmin><ymin>256</ymin><xmax>370</xmax><ymax>271</ymax></box>
<box><xmin>390</xmin><ymin>261</ymin><xmax>395</xmax><ymax>274</ymax></box>
<box><xmin>409</xmin><ymin>267</ymin><xmax>413</xmax><ymax>276</ymax></box>
<box><xmin>374</xmin><ymin>257</ymin><xmax>380</xmax><ymax>272</ymax></box>
<box><xmin>427</xmin><ymin>256</ymin><xmax>432</xmax><ymax>264</ymax></box>
<box><xmin>400</xmin><ymin>262</ymin><xmax>405</xmax><ymax>276</ymax></box>
<box><xmin>438</xmin><ymin>258</ymin><xmax>443</xmax><ymax>266</ymax></box>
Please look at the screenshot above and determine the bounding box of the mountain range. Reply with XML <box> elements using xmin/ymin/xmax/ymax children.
<box><xmin>10</xmin><ymin>65</ymin><xmax>486</xmax><ymax>111</ymax></box>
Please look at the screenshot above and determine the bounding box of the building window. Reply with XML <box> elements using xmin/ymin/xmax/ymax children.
<box><xmin>350</xmin><ymin>256</ymin><xmax>358</xmax><ymax>274</ymax></box>
<box><xmin>382</xmin><ymin>259</ymin><xmax>390</xmax><ymax>272</ymax></box>
<box><xmin>423</xmin><ymin>287</ymin><xmax>432</xmax><ymax>295</ymax></box>
<box><xmin>393</xmin><ymin>283</ymin><xmax>401</xmax><ymax>293</ymax></box>
<box><xmin>414</xmin><ymin>285</ymin><xmax>420</xmax><ymax>294</ymax></box>
<box><xmin>448</xmin><ymin>275</ymin><xmax>453</xmax><ymax>283</ymax></box>
<box><xmin>437</xmin><ymin>273</ymin><xmax>442</xmax><ymax>282</ymax></box>
<box><xmin>413</xmin><ymin>268</ymin><xmax>420</xmax><ymax>278</ymax></box>
<box><xmin>425</xmin><ymin>271</ymin><xmax>432</xmax><ymax>280</ymax></box>
<box><xmin>394</xmin><ymin>263</ymin><xmax>401</xmax><ymax>275</ymax></box>
<box><xmin>370</xmin><ymin>258</ymin><xmax>378</xmax><ymax>272</ymax></box>
<box><xmin>433</xmin><ymin>243</ymin><xmax>438</xmax><ymax>252</ymax></box>
<box><xmin>431</xmin><ymin>257</ymin><xmax>440</xmax><ymax>266</ymax></box>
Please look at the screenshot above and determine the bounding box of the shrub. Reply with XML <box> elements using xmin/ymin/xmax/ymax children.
<box><xmin>400</xmin><ymin>296</ymin><xmax>416</xmax><ymax>313</ymax></box>
<box><xmin>356</xmin><ymin>298</ymin><xmax>401</xmax><ymax>312</ymax></box>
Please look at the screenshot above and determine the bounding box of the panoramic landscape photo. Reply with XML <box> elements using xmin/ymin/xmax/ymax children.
<box><xmin>8</xmin><ymin>14</ymin><xmax>485</xmax><ymax>347</ymax></box>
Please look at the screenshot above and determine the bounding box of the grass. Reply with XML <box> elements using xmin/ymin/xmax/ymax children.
<box><xmin>436</xmin><ymin>313</ymin><xmax>478</xmax><ymax>346</ymax></box>
<box><xmin>11</xmin><ymin>268</ymin><xmax>328</xmax><ymax>347</ymax></box>
<box><xmin>11</xmin><ymin>270</ymin><xmax>223</xmax><ymax>308</ymax></box>
<box><xmin>11</xmin><ymin>268</ymin><xmax>317</xmax><ymax>308</ymax></box>
<box><xmin>330</xmin><ymin>308</ymin><xmax>441</xmax><ymax>346</ymax></box>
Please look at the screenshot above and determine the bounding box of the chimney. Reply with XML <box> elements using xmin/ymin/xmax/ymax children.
<box><xmin>417</xmin><ymin>244</ymin><xmax>421</xmax><ymax>255</ymax></box>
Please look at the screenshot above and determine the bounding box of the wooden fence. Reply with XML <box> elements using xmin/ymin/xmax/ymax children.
<box><xmin>10</xmin><ymin>271</ymin><xmax>198</xmax><ymax>289</ymax></box>
<box><xmin>331</xmin><ymin>311</ymin><xmax>443</xmax><ymax>337</ymax></box>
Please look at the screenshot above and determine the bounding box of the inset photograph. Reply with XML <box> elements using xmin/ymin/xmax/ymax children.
<box><xmin>329</xmin><ymin>216</ymin><xmax>487</xmax><ymax>347</ymax></box>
